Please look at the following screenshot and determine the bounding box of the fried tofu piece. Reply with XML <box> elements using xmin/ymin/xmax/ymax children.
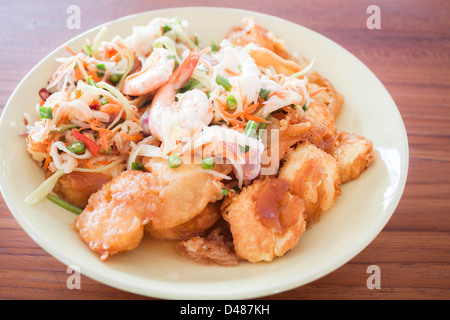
<box><xmin>331</xmin><ymin>131</ymin><xmax>375</xmax><ymax>183</ymax></box>
<box><xmin>222</xmin><ymin>178</ymin><xmax>306</xmax><ymax>263</ymax></box>
<box><xmin>142</xmin><ymin>158</ymin><xmax>224</xmax><ymax>230</ymax></box>
<box><xmin>278</xmin><ymin>141</ymin><xmax>341</xmax><ymax>225</ymax></box>
<box><xmin>308</xmin><ymin>72</ymin><xmax>344</xmax><ymax>118</ymax></box>
<box><xmin>73</xmin><ymin>170</ymin><xmax>162</xmax><ymax>260</ymax></box>
<box><xmin>247</xmin><ymin>46</ymin><xmax>302</xmax><ymax>76</ymax></box>
<box><xmin>52</xmin><ymin>171</ymin><xmax>113</xmax><ymax>209</ymax></box>
<box><xmin>145</xmin><ymin>202</ymin><xmax>221</xmax><ymax>241</ymax></box>
<box><xmin>74</xmin><ymin>158</ymin><xmax>225</xmax><ymax>260</ymax></box>
<box><xmin>303</xmin><ymin>102</ymin><xmax>337</xmax><ymax>150</ymax></box>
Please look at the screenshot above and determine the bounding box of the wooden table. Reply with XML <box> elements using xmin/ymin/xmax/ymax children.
<box><xmin>0</xmin><ymin>0</ymin><xmax>449</xmax><ymax>300</ymax></box>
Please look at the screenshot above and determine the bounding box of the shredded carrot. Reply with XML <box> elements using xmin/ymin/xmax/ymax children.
<box><xmin>43</xmin><ymin>142</ymin><xmax>53</xmax><ymax>170</ymax></box>
<box><xmin>119</xmin><ymin>132</ymin><xmax>143</xmax><ymax>141</ymax></box>
<box><xmin>243</xmin><ymin>113</ymin><xmax>267</xmax><ymax>123</ymax></box>
<box><xmin>83</xmin><ymin>158</ymin><xmax>94</xmax><ymax>169</ymax></box>
<box><xmin>225</xmin><ymin>67</ymin><xmax>241</xmax><ymax>76</ymax></box>
<box><xmin>64</xmin><ymin>46</ymin><xmax>77</xmax><ymax>56</ymax></box>
<box><xmin>309</xmin><ymin>87</ymin><xmax>326</xmax><ymax>97</ymax></box>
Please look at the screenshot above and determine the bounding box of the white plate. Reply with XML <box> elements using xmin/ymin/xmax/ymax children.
<box><xmin>0</xmin><ymin>7</ymin><xmax>408</xmax><ymax>299</ymax></box>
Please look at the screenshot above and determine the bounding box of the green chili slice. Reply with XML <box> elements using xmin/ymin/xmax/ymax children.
<box><xmin>67</xmin><ymin>141</ymin><xmax>86</xmax><ymax>154</ymax></box>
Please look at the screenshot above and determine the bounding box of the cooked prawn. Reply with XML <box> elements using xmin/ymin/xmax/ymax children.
<box><xmin>222</xmin><ymin>178</ymin><xmax>306</xmax><ymax>263</ymax></box>
<box><xmin>121</xmin><ymin>47</ymin><xmax>175</xmax><ymax>96</ymax></box>
<box><xmin>148</xmin><ymin>49</ymin><xmax>212</xmax><ymax>144</ymax></box>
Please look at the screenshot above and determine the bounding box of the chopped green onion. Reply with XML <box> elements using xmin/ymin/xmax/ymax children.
<box><xmin>232</xmin><ymin>185</ymin><xmax>241</xmax><ymax>192</ymax></box>
<box><xmin>56</xmin><ymin>123</ymin><xmax>80</xmax><ymax>133</ymax></box>
<box><xmin>243</xmin><ymin>120</ymin><xmax>258</xmax><ymax>138</ymax></box>
<box><xmin>196</xmin><ymin>64</ymin><xmax>210</xmax><ymax>74</ymax></box>
<box><xmin>47</xmin><ymin>194</ymin><xmax>83</xmax><ymax>214</ymax></box>
<box><xmin>109</xmin><ymin>73</ymin><xmax>122</xmax><ymax>85</ymax></box>
<box><xmin>95</xmin><ymin>63</ymin><xmax>106</xmax><ymax>71</ymax></box>
<box><xmin>226</xmin><ymin>94</ymin><xmax>237</xmax><ymax>110</ymax></box>
<box><xmin>67</xmin><ymin>141</ymin><xmax>86</xmax><ymax>155</ymax></box>
<box><xmin>259</xmin><ymin>88</ymin><xmax>270</xmax><ymax>101</ymax></box>
<box><xmin>240</xmin><ymin>120</ymin><xmax>258</xmax><ymax>153</ymax></box>
<box><xmin>179</xmin><ymin>78</ymin><xmax>200</xmax><ymax>93</ymax></box>
<box><xmin>211</xmin><ymin>42</ymin><xmax>218</xmax><ymax>52</ymax></box>
<box><xmin>83</xmin><ymin>44</ymin><xmax>92</xmax><ymax>57</ymax></box>
<box><xmin>86</xmin><ymin>76</ymin><xmax>97</xmax><ymax>87</ymax></box>
<box><xmin>95</xmin><ymin>63</ymin><xmax>105</xmax><ymax>77</ymax></box>
<box><xmin>216</xmin><ymin>75</ymin><xmax>232</xmax><ymax>91</ymax></box>
<box><xmin>39</xmin><ymin>106</ymin><xmax>53</xmax><ymax>119</ymax></box>
<box><xmin>101</xmin><ymin>146</ymin><xmax>113</xmax><ymax>155</ymax></box>
<box><xmin>162</xmin><ymin>25</ymin><xmax>172</xmax><ymax>33</ymax></box>
<box><xmin>221</xmin><ymin>188</ymin><xmax>229</xmax><ymax>197</ymax></box>
<box><xmin>131</xmin><ymin>162</ymin><xmax>144</xmax><ymax>171</ymax></box>
<box><xmin>201</xmin><ymin>156</ymin><xmax>215</xmax><ymax>170</ymax></box>
<box><xmin>168</xmin><ymin>155</ymin><xmax>182</xmax><ymax>168</ymax></box>
<box><xmin>193</xmin><ymin>34</ymin><xmax>199</xmax><ymax>46</ymax></box>
<box><xmin>99</xmin><ymin>96</ymin><xmax>109</xmax><ymax>105</ymax></box>
<box><xmin>302</xmin><ymin>103</ymin><xmax>308</xmax><ymax>111</ymax></box>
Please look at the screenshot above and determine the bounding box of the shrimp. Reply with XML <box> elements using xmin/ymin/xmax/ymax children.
<box><xmin>278</xmin><ymin>141</ymin><xmax>341</xmax><ymax>225</ymax></box>
<box><xmin>121</xmin><ymin>47</ymin><xmax>175</xmax><ymax>96</ymax></box>
<box><xmin>222</xmin><ymin>178</ymin><xmax>306</xmax><ymax>263</ymax></box>
<box><xmin>148</xmin><ymin>49</ymin><xmax>212</xmax><ymax>143</ymax></box>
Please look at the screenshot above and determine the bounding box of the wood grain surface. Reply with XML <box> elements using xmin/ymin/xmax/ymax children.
<box><xmin>0</xmin><ymin>0</ymin><xmax>449</xmax><ymax>300</ymax></box>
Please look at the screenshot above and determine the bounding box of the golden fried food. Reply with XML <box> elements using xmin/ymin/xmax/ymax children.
<box><xmin>303</xmin><ymin>101</ymin><xmax>337</xmax><ymax>151</ymax></box>
<box><xmin>52</xmin><ymin>171</ymin><xmax>112</xmax><ymax>208</ymax></box>
<box><xmin>73</xmin><ymin>170</ymin><xmax>162</xmax><ymax>260</ymax></box>
<box><xmin>247</xmin><ymin>46</ymin><xmax>302</xmax><ymax>76</ymax></box>
<box><xmin>308</xmin><ymin>72</ymin><xmax>344</xmax><ymax>118</ymax></box>
<box><xmin>222</xmin><ymin>178</ymin><xmax>306</xmax><ymax>263</ymax></box>
<box><xmin>330</xmin><ymin>131</ymin><xmax>375</xmax><ymax>183</ymax></box>
<box><xmin>278</xmin><ymin>141</ymin><xmax>341</xmax><ymax>225</ymax></box>
<box><xmin>142</xmin><ymin>157</ymin><xmax>224</xmax><ymax>230</ymax></box>
<box><xmin>145</xmin><ymin>202</ymin><xmax>221</xmax><ymax>241</ymax></box>
<box><xmin>176</xmin><ymin>228</ymin><xmax>239</xmax><ymax>266</ymax></box>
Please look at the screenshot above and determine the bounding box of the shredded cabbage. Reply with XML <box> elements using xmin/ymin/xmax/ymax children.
<box><xmin>25</xmin><ymin>170</ymin><xmax>65</xmax><ymax>205</ymax></box>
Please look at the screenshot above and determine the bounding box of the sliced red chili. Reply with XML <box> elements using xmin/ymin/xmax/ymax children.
<box><xmin>72</xmin><ymin>129</ymin><xmax>100</xmax><ymax>156</ymax></box>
